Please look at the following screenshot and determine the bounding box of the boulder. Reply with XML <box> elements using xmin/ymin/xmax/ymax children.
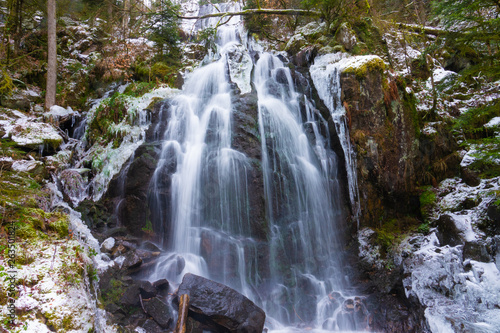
<box><xmin>143</xmin><ymin>296</ymin><xmax>173</xmax><ymax>328</ymax></box>
<box><xmin>120</xmin><ymin>280</ymin><xmax>157</xmax><ymax>306</ymax></box>
<box><xmin>123</xmin><ymin>251</ymin><xmax>143</xmax><ymax>270</ymax></box>
<box><xmin>1</xmin><ymin>92</ymin><xmax>31</xmax><ymax>111</ymax></box>
<box><xmin>0</xmin><ymin>117</ymin><xmax>63</xmax><ymax>151</ymax></box>
<box><xmin>60</xmin><ymin>168</ymin><xmax>87</xmax><ymax>206</ymax></box>
<box><xmin>435</xmin><ymin>214</ymin><xmax>476</xmax><ymax>246</ymax></box>
<box><xmin>335</xmin><ymin>23</ymin><xmax>357</xmax><ymax>51</ymax></box>
<box><xmin>175</xmin><ymin>273</ymin><xmax>265</xmax><ymax>333</ymax></box>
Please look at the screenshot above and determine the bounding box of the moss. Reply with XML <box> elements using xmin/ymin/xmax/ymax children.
<box><xmin>419</xmin><ymin>187</ymin><xmax>436</xmax><ymax>222</ymax></box>
<box><xmin>47</xmin><ymin>213</ymin><xmax>70</xmax><ymax>238</ymax></box>
<box><xmin>123</xmin><ymin>81</ymin><xmax>156</xmax><ymax>98</ymax></box>
<box><xmin>343</xmin><ymin>57</ymin><xmax>386</xmax><ymax>79</ymax></box>
<box><xmin>87</xmin><ymin>93</ymin><xmax>130</xmax><ymax>146</ymax></box>
<box><xmin>375</xmin><ymin>217</ymin><xmax>421</xmax><ymax>255</ymax></box>
<box><xmin>101</xmin><ymin>278</ymin><xmax>125</xmax><ymax>307</ymax></box>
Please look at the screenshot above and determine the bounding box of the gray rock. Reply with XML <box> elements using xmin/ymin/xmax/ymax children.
<box><xmin>141</xmin><ymin>319</ymin><xmax>165</xmax><ymax>333</ymax></box>
<box><xmin>143</xmin><ymin>297</ymin><xmax>173</xmax><ymax>328</ymax></box>
<box><xmin>175</xmin><ymin>273</ymin><xmax>265</xmax><ymax>333</ymax></box>
<box><xmin>123</xmin><ymin>251</ymin><xmax>143</xmax><ymax>270</ymax></box>
<box><xmin>335</xmin><ymin>23</ymin><xmax>357</xmax><ymax>51</ymax></box>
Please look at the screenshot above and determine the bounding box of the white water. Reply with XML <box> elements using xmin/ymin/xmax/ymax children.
<box><xmin>148</xmin><ymin>2</ymin><xmax>369</xmax><ymax>331</ymax></box>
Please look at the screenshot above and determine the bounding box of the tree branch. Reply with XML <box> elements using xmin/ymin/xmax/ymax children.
<box><xmin>177</xmin><ymin>8</ymin><xmax>320</xmax><ymax>20</ymax></box>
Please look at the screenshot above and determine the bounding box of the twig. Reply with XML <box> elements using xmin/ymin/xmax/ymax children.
<box><xmin>50</xmin><ymin>244</ymin><xmax>57</xmax><ymax>270</ymax></box>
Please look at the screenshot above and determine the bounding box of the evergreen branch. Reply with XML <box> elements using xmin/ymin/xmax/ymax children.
<box><xmin>177</xmin><ymin>8</ymin><xmax>320</xmax><ymax>20</ymax></box>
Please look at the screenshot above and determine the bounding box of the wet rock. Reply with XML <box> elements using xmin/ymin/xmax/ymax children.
<box><xmin>121</xmin><ymin>284</ymin><xmax>142</xmax><ymax>307</ymax></box>
<box><xmin>153</xmin><ymin>279</ymin><xmax>169</xmax><ymax>291</ymax></box>
<box><xmin>143</xmin><ymin>296</ymin><xmax>173</xmax><ymax>328</ymax></box>
<box><xmin>123</xmin><ymin>251</ymin><xmax>143</xmax><ymax>270</ymax></box>
<box><xmin>141</xmin><ymin>319</ymin><xmax>166</xmax><ymax>333</ymax></box>
<box><xmin>138</xmin><ymin>280</ymin><xmax>157</xmax><ymax>299</ymax></box>
<box><xmin>463</xmin><ymin>241</ymin><xmax>491</xmax><ymax>262</ymax></box>
<box><xmin>106</xmin><ymin>143</ymin><xmax>159</xmax><ymax>236</ymax></box>
<box><xmin>461</xmin><ymin>167</ymin><xmax>481</xmax><ymax>187</ymax></box>
<box><xmin>292</xmin><ymin>45</ymin><xmax>318</xmax><ymax>67</ymax></box>
<box><xmin>60</xmin><ymin>169</ymin><xmax>86</xmax><ymax>206</ymax></box>
<box><xmin>142</xmin><ymin>241</ymin><xmax>162</xmax><ymax>252</ymax></box>
<box><xmin>175</xmin><ymin>273</ymin><xmax>265</xmax><ymax>333</ymax></box>
<box><xmin>120</xmin><ymin>280</ymin><xmax>157</xmax><ymax>307</ymax></box>
<box><xmin>487</xmin><ymin>203</ymin><xmax>500</xmax><ymax>228</ymax></box>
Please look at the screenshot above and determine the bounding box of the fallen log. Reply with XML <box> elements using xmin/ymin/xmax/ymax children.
<box><xmin>174</xmin><ymin>293</ymin><xmax>190</xmax><ymax>333</ymax></box>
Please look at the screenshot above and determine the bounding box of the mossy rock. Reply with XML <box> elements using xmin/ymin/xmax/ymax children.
<box><xmin>15</xmin><ymin>208</ymin><xmax>70</xmax><ymax>240</ymax></box>
<box><xmin>419</xmin><ymin>187</ymin><xmax>436</xmax><ymax>222</ymax></box>
<box><xmin>343</xmin><ymin>56</ymin><xmax>386</xmax><ymax>79</ymax></box>
<box><xmin>123</xmin><ymin>81</ymin><xmax>156</xmax><ymax>98</ymax></box>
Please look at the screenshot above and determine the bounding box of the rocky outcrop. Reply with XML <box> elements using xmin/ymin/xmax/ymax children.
<box><xmin>340</xmin><ymin>62</ymin><xmax>458</xmax><ymax>226</ymax></box>
<box><xmin>174</xmin><ymin>273</ymin><xmax>266</xmax><ymax>333</ymax></box>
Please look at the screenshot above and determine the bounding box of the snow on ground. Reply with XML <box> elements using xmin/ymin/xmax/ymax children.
<box><xmin>401</xmin><ymin>176</ymin><xmax>500</xmax><ymax>332</ymax></box>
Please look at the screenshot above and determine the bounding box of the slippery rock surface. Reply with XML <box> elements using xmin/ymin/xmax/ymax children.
<box><xmin>175</xmin><ymin>273</ymin><xmax>266</xmax><ymax>333</ymax></box>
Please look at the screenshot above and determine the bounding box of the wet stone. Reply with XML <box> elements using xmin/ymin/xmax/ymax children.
<box><xmin>143</xmin><ymin>296</ymin><xmax>173</xmax><ymax>329</ymax></box>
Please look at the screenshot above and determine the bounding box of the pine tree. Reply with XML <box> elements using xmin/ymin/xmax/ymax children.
<box><xmin>433</xmin><ymin>0</ymin><xmax>500</xmax><ymax>79</ymax></box>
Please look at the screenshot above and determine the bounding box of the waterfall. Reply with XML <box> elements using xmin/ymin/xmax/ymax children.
<box><xmin>148</xmin><ymin>2</ymin><xmax>369</xmax><ymax>331</ymax></box>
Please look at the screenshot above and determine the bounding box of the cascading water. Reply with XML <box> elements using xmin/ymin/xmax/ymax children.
<box><xmin>148</xmin><ymin>2</ymin><xmax>369</xmax><ymax>331</ymax></box>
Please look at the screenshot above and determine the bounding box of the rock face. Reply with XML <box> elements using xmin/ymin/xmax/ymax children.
<box><xmin>175</xmin><ymin>273</ymin><xmax>266</xmax><ymax>333</ymax></box>
<box><xmin>340</xmin><ymin>63</ymin><xmax>458</xmax><ymax>226</ymax></box>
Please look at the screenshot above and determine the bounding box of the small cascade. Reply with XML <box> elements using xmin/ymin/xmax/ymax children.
<box><xmin>148</xmin><ymin>10</ymin><xmax>256</xmax><ymax>298</ymax></box>
<box><xmin>310</xmin><ymin>54</ymin><xmax>361</xmax><ymax>224</ymax></box>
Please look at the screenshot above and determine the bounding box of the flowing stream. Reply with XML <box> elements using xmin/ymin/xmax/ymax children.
<box><xmin>147</xmin><ymin>2</ymin><xmax>368</xmax><ymax>331</ymax></box>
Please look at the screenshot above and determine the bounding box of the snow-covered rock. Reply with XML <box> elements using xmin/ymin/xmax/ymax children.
<box><xmin>335</xmin><ymin>22</ymin><xmax>357</xmax><ymax>51</ymax></box>
<box><xmin>0</xmin><ymin>115</ymin><xmax>63</xmax><ymax>150</ymax></box>
<box><xmin>223</xmin><ymin>43</ymin><xmax>253</xmax><ymax>94</ymax></box>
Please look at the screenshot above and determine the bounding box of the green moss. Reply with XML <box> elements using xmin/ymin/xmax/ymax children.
<box><xmin>419</xmin><ymin>186</ymin><xmax>436</xmax><ymax>222</ymax></box>
<box><xmin>123</xmin><ymin>81</ymin><xmax>156</xmax><ymax>98</ymax></box>
<box><xmin>376</xmin><ymin>216</ymin><xmax>422</xmax><ymax>254</ymax></box>
<box><xmin>101</xmin><ymin>278</ymin><xmax>125</xmax><ymax>307</ymax></box>
<box><xmin>48</xmin><ymin>213</ymin><xmax>70</xmax><ymax>238</ymax></box>
<box><xmin>343</xmin><ymin>57</ymin><xmax>386</xmax><ymax>79</ymax></box>
<box><xmin>87</xmin><ymin>93</ymin><xmax>130</xmax><ymax>146</ymax></box>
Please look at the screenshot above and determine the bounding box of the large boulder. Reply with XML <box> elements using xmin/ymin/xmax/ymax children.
<box><xmin>175</xmin><ymin>273</ymin><xmax>265</xmax><ymax>333</ymax></box>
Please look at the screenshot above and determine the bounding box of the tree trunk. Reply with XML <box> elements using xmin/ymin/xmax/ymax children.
<box><xmin>45</xmin><ymin>0</ymin><xmax>57</xmax><ymax>111</ymax></box>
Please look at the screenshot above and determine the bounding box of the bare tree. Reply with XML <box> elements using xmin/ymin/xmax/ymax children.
<box><xmin>45</xmin><ymin>0</ymin><xmax>57</xmax><ymax>110</ymax></box>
